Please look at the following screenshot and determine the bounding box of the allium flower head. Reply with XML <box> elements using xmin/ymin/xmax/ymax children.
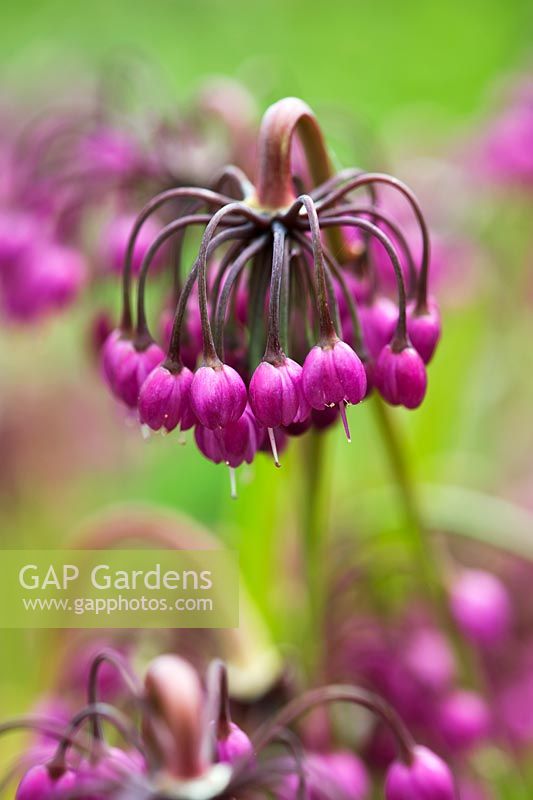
<box><xmin>5</xmin><ymin>650</ymin><xmax>453</xmax><ymax>800</ymax></box>
<box><xmin>98</xmin><ymin>96</ymin><xmax>438</xmax><ymax>482</ymax></box>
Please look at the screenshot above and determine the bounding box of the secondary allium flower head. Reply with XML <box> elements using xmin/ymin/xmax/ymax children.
<box><xmin>5</xmin><ymin>650</ymin><xmax>453</xmax><ymax>800</ymax></box>
<box><xmin>99</xmin><ymin>96</ymin><xmax>439</xmax><ymax>488</ymax></box>
<box><xmin>0</xmin><ymin>76</ymin><xmax>258</xmax><ymax>329</ymax></box>
<box><xmin>0</xmin><ymin>235</ymin><xmax>87</xmax><ymax>322</ymax></box>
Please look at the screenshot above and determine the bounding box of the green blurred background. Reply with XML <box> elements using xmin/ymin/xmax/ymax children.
<box><xmin>1</xmin><ymin>0</ymin><xmax>532</xmax><ymax>782</ymax></box>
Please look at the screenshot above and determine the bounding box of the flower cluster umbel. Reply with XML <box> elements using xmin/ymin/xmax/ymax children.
<box><xmin>102</xmin><ymin>98</ymin><xmax>441</xmax><ymax>494</ymax></box>
<box><xmin>7</xmin><ymin>650</ymin><xmax>456</xmax><ymax>799</ymax></box>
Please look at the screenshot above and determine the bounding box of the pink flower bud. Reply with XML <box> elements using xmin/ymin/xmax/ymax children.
<box><xmin>403</xmin><ymin>628</ymin><xmax>455</xmax><ymax>692</ymax></box>
<box><xmin>249</xmin><ymin>357</ymin><xmax>309</xmax><ymax>428</ymax></box>
<box><xmin>112</xmin><ymin>340</ymin><xmax>165</xmax><ymax>409</ymax></box>
<box><xmin>302</xmin><ymin>340</ymin><xmax>367</xmax><ymax>410</ymax></box>
<box><xmin>450</xmin><ymin>569</ymin><xmax>511</xmax><ymax>647</ymax></box>
<box><xmin>138</xmin><ymin>365</ymin><xmax>193</xmax><ymax>433</ymax></box>
<box><xmin>16</xmin><ymin>765</ymin><xmax>77</xmax><ymax>800</ymax></box>
<box><xmin>190</xmin><ymin>363</ymin><xmax>247</xmax><ymax>429</ymax></box>
<box><xmin>359</xmin><ymin>297</ymin><xmax>398</xmax><ymax>359</ymax></box>
<box><xmin>216</xmin><ymin>721</ymin><xmax>254</xmax><ymax>764</ymax></box>
<box><xmin>385</xmin><ymin>746</ymin><xmax>456</xmax><ymax>800</ymax></box>
<box><xmin>374</xmin><ymin>344</ymin><xmax>427</xmax><ymax>409</ymax></box>
<box><xmin>195</xmin><ymin>406</ymin><xmax>259</xmax><ymax>468</ymax></box>
<box><xmin>101</xmin><ymin>213</ymin><xmax>165</xmax><ymax>276</ymax></box>
<box><xmin>2</xmin><ymin>242</ymin><xmax>86</xmax><ymax>321</ymax></box>
<box><xmin>302</xmin><ymin>339</ymin><xmax>367</xmax><ymax>440</ymax></box>
<box><xmin>407</xmin><ymin>299</ymin><xmax>441</xmax><ymax>364</ymax></box>
<box><xmin>78</xmin><ymin>746</ymin><xmax>145</xmax><ymax>793</ymax></box>
<box><xmin>438</xmin><ymin>690</ymin><xmax>491</xmax><ymax>752</ymax></box>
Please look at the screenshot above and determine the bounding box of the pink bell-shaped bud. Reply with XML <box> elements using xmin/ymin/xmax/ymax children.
<box><xmin>216</xmin><ymin>721</ymin><xmax>254</xmax><ymax>765</ymax></box>
<box><xmin>359</xmin><ymin>296</ymin><xmax>398</xmax><ymax>359</ymax></box>
<box><xmin>450</xmin><ymin>569</ymin><xmax>511</xmax><ymax>647</ymax></box>
<box><xmin>190</xmin><ymin>362</ymin><xmax>247</xmax><ymax>430</ymax></box>
<box><xmin>374</xmin><ymin>343</ymin><xmax>427</xmax><ymax>409</ymax></box>
<box><xmin>16</xmin><ymin>765</ymin><xmax>77</xmax><ymax>800</ymax></box>
<box><xmin>302</xmin><ymin>339</ymin><xmax>367</xmax><ymax>441</ymax></box>
<box><xmin>138</xmin><ymin>364</ymin><xmax>193</xmax><ymax>433</ymax></box>
<box><xmin>407</xmin><ymin>298</ymin><xmax>441</xmax><ymax>364</ymax></box>
<box><xmin>385</xmin><ymin>746</ymin><xmax>456</xmax><ymax>800</ymax></box>
<box><xmin>249</xmin><ymin>357</ymin><xmax>309</xmax><ymax>429</ymax></box>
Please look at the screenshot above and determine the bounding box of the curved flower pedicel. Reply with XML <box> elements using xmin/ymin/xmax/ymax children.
<box><xmin>3</xmin><ymin>650</ymin><xmax>457</xmax><ymax>799</ymax></box>
<box><xmin>100</xmin><ymin>96</ymin><xmax>439</xmax><ymax>488</ymax></box>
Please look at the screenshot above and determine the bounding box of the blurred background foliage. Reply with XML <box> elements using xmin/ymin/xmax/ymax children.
<box><xmin>0</xmin><ymin>0</ymin><xmax>532</xmax><ymax>783</ymax></box>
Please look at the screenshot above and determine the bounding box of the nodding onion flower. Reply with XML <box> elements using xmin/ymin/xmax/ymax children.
<box><xmin>5</xmin><ymin>650</ymin><xmax>456</xmax><ymax>799</ymax></box>
<box><xmin>102</xmin><ymin>97</ymin><xmax>440</xmax><ymax>494</ymax></box>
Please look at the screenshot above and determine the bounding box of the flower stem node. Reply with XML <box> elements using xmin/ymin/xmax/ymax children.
<box><xmin>385</xmin><ymin>745</ymin><xmax>456</xmax><ymax>800</ymax></box>
<box><xmin>190</xmin><ymin>363</ymin><xmax>247</xmax><ymax>430</ymax></box>
<box><xmin>374</xmin><ymin>343</ymin><xmax>427</xmax><ymax>409</ymax></box>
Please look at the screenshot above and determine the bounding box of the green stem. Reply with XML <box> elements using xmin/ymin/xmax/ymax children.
<box><xmin>372</xmin><ymin>397</ymin><xmax>433</xmax><ymax>584</ymax></box>
<box><xmin>371</xmin><ymin>396</ymin><xmax>475</xmax><ymax>681</ymax></box>
<box><xmin>299</xmin><ymin>430</ymin><xmax>328</xmax><ymax>677</ymax></box>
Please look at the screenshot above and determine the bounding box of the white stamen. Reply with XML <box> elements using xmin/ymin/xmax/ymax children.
<box><xmin>338</xmin><ymin>402</ymin><xmax>351</xmax><ymax>443</ymax></box>
<box><xmin>268</xmin><ymin>427</ymin><xmax>281</xmax><ymax>467</ymax></box>
<box><xmin>229</xmin><ymin>467</ymin><xmax>237</xmax><ymax>499</ymax></box>
<box><xmin>140</xmin><ymin>424</ymin><xmax>151</xmax><ymax>440</ymax></box>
